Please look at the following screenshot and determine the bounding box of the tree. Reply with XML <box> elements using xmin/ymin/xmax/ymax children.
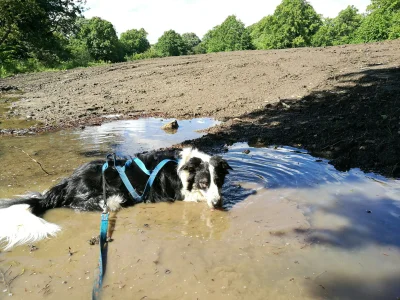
<box><xmin>181</xmin><ymin>33</ymin><xmax>201</xmax><ymax>54</ymax></box>
<box><xmin>248</xmin><ymin>16</ymin><xmax>275</xmax><ymax>49</ymax></box>
<box><xmin>0</xmin><ymin>0</ymin><xmax>84</xmax><ymax>50</ymax></box>
<box><xmin>155</xmin><ymin>30</ymin><xmax>186</xmax><ymax>57</ymax></box>
<box><xmin>355</xmin><ymin>0</ymin><xmax>400</xmax><ymax>42</ymax></box>
<box><xmin>78</xmin><ymin>17</ymin><xmax>121</xmax><ymax>62</ymax></box>
<box><xmin>261</xmin><ymin>0</ymin><xmax>322</xmax><ymax>49</ymax></box>
<box><xmin>120</xmin><ymin>28</ymin><xmax>150</xmax><ymax>57</ymax></box>
<box><xmin>203</xmin><ymin>15</ymin><xmax>252</xmax><ymax>53</ymax></box>
<box><xmin>312</xmin><ymin>6</ymin><xmax>362</xmax><ymax>46</ymax></box>
<box><xmin>388</xmin><ymin>11</ymin><xmax>400</xmax><ymax>40</ymax></box>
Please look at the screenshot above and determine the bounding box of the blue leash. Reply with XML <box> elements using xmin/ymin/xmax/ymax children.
<box><xmin>92</xmin><ymin>153</ymin><xmax>180</xmax><ymax>299</ymax></box>
<box><xmin>92</xmin><ymin>212</ymin><xmax>108</xmax><ymax>300</ymax></box>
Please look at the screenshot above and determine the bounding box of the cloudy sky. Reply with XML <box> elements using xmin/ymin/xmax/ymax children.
<box><xmin>84</xmin><ymin>0</ymin><xmax>371</xmax><ymax>44</ymax></box>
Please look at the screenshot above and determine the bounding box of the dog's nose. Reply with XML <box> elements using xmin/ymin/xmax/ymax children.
<box><xmin>212</xmin><ymin>198</ymin><xmax>222</xmax><ymax>208</ymax></box>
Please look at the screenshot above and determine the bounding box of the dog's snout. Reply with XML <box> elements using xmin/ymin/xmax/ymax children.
<box><xmin>210</xmin><ymin>197</ymin><xmax>223</xmax><ymax>208</ymax></box>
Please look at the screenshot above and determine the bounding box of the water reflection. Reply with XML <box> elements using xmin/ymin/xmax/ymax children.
<box><xmin>71</xmin><ymin>117</ymin><xmax>220</xmax><ymax>156</ymax></box>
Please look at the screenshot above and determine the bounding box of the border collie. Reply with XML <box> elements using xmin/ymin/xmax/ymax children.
<box><xmin>0</xmin><ymin>148</ymin><xmax>231</xmax><ymax>250</ymax></box>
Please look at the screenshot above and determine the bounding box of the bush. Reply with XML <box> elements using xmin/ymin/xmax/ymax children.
<box><xmin>0</xmin><ymin>58</ymin><xmax>46</xmax><ymax>78</ymax></box>
<box><xmin>126</xmin><ymin>47</ymin><xmax>161</xmax><ymax>61</ymax></box>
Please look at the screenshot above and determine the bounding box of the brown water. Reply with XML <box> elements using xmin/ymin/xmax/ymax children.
<box><xmin>1</xmin><ymin>120</ymin><xmax>400</xmax><ymax>300</ymax></box>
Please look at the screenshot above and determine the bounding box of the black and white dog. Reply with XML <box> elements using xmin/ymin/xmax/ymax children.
<box><xmin>0</xmin><ymin>148</ymin><xmax>232</xmax><ymax>250</ymax></box>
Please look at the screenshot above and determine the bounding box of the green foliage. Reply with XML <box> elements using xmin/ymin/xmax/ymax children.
<box><xmin>155</xmin><ymin>30</ymin><xmax>186</xmax><ymax>57</ymax></box>
<box><xmin>120</xmin><ymin>28</ymin><xmax>150</xmax><ymax>57</ymax></box>
<box><xmin>270</xmin><ymin>0</ymin><xmax>322</xmax><ymax>48</ymax></box>
<box><xmin>0</xmin><ymin>57</ymin><xmax>46</xmax><ymax>78</ymax></box>
<box><xmin>0</xmin><ymin>0</ymin><xmax>84</xmax><ymax>51</ymax></box>
<box><xmin>78</xmin><ymin>17</ymin><xmax>122</xmax><ymax>62</ymax></box>
<box><xmin>64</xmin><ymin>38</ymin><xmax>93</xmax><ymax>68</ymax></box>
<box><xmin>248</xmin><ymin>16</ymin><xmax>274</xmax><ymax>49</ymax></box>
<box><xmin>368</xmin><ymin>0</ymin><xmax>400</xmax><ymax>12</ymax></box>
<box><xmin>355</xmin><ymin>0</ymin><xmax>400</xmax><ymax>42</ymax></box>
<box><xmin>388</xmin><ymin>11</ymin><xmax>400</xmax><ymax>39</ymax></box>
<box><xmin>127</xmin><ymin>47</ymin><xmax>161</xmax><ymax>61</ymax></box>
<box><xmin>2</xmin><ymin>0</ymin><xmax>400</xmax><ymax>77</ymax></box>
<box><xmin>181</xmin><ymin>33</ymin><xmax>201</xmax><ymax>54</ymax></box>
<box><xmin>312</xmin><ymin>6</ymin><xmax>362</xmax><ymax>46</ymax></box>
<box><xmin>203</xmin><ymin>16</ymin><xmax>252</xmax><ymax>53</ymax></box>
<box><xmin>248</xmin><ymin>0</ymin><xmax>322</xmax><ymax>49</ymax></box>
<box><xmin>192</xmin><ymin>43</ymin><xmax>207</xmax><ymax>54</ymax></box>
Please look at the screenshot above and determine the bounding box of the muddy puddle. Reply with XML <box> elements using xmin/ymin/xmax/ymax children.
<box><xmin>1</xmin><ymin>119</ymin><xmax>400</xmax><ymax>300</ymax></box>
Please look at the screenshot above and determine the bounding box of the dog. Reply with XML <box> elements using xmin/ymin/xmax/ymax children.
<box><xmin>0</xmin><ymin>148</ymin><xmax>232</xmax><ymax>250</ymax></box>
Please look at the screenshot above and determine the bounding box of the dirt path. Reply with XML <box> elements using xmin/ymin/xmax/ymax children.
<box><xmin>1</xmin><ymin>40</ymin><xmax>400</xmax><ymax>177</ymax></box>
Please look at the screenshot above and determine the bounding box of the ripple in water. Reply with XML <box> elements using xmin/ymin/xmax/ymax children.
<box><xmin>221</xmin><ymin>142</ymin><xmax>400</xmax><ymax>210</ymax></box>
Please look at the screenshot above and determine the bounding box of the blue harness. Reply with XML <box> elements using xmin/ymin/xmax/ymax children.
<box><xmin>92</xmin><ymin>153</ymin><xmax>180</xmax><ymax>299</ymax></box>
<box><xmin>101</xmin><ymin>154</ymin><xmax>180</xmax><ymax>203</ymax></box>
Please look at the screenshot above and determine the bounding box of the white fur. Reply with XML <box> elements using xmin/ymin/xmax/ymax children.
<box><xmin>106</xmin><ymin>195</ymin><xmax>124</xmax><ymax>211</ymax></box>
<box><xmin>200</xmin><ymin>164</ymin><xmax>221</xmax><ymax>208</ymax></box>
<box><xmin>0</xmin><ymin>204</ymin><xmax>61</xmax><ymax>251</ymax></box>
<box><xmin>178</xmin><ymin>148</ymin><xmax>221</xmax><ymax>207</ymax></box>
<box><xmin>178</xmin><ymin>148</ymin><xmax>211</xmax><ymax>167</ymax></box>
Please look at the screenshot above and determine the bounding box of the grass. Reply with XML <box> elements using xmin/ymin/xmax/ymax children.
<box><xmin>0</xmin><ymin>58</ymin><xmax>109</xmax><ymax>78</ymax></box>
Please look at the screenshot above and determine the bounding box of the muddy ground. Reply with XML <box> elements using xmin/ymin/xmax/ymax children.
<box><xmin>1</xmin><ymin>40</ymin><xmax>399</xmax><ymax>177</ymax></box>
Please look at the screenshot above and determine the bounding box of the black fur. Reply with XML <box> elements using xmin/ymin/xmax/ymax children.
<box><xmin>0</xmin><ymin>149</ymin><xmax>232</xmax><ymax>215</ymax></box>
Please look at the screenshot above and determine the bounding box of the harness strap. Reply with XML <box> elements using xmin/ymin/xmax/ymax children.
<box><xmin>142</xmin><ymin>159</ymin><xmax>177</xmax><ymax>198</ymax></box>
<box><xmin>102</xmin><ymin>154</ymin><xmax>179</xmax><ymax>202</ymax></box>
<box><xmin>126</xmin><ymin>157</ymin><xmax>151</xmax><ymax>176</ymax></box>
<box><xmin>115</xmin><ymin>165</ymin><xmax>142</xmax><ymax>202</ymax></box>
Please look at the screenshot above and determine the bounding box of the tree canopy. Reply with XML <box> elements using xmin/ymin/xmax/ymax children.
<box><xmin>120</xmin><ymin>28</ymin><xmax>150</xmax><ymax>57</ymax></box>
<box><xmin>270</xmin><ymin>0</ymin><xmax>321</xmax><ymax>48</ymax></box>
<box><xmin>202</xmin><ymin>15</ymin><xmax>252</xmax><ymax>53</ymax></box>
<box><xmin>181</xmin><ymin>33</ymin><xmax>201</xmax><ymax>54</ymax></box>
<box><xmin>312</xmin><ymin>6</ymin><xmax>362</xmax><ymax>46</ymax></box>
<box><xmin>0</xmin><ymin>0</ymin><xmax>84</xmax><ymax>51</ymax></box>
<box><xmin>78</xmin><ymin>17</ymin><xmax>121</xmax><ymax>62</ymax></box>
<box><xmin>1</xmin><ymin>0</ymin><xmax>400</xmax><ymax>77</ymax></box>
<box><xmin>355</xmin><ymin>0</ymin><xmax>400</xmax><ymax>42</ymax></box>
<box><xmin>155</xmin><ymin>30</ymin><xmax>186</xmax><ymax>57</ymax></box>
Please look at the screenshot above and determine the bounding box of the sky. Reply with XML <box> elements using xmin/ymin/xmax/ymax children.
<box><xmin>84</xmin><ymin>0</ymin><xmax>371</xmax><ymax>44</ymax></box>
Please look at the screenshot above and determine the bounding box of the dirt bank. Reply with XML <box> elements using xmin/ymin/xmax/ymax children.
<box><xmin>1</xmin><ymin>40</ymin><xmax>399</xmax><ymax>177</ymax></box>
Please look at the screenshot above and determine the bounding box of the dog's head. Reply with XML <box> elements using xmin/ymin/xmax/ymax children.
<box><xmin>178</xmin><ymin>148</ymin><xmax>232</xmax><ymax>208</ymax></box>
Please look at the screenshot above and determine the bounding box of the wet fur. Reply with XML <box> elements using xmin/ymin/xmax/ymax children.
<box><xmin>0</xmin><ymin>148</ymin><xmax>231</xmax><ymax>250</ymax></box>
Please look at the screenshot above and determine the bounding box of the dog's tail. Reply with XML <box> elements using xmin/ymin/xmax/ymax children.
<box><xmin>0</xmin><ymin>192</ymin><xmax>61</xmax><ymax>250</ymax></box>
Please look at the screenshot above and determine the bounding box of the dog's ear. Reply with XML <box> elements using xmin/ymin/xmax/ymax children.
<box><xmin>221</xmin><ymin>158</ymin><xmax>233</xmax><ymax>171</ymax></box>
<box><xmin>210</xmin><ymin>156</ymin><xmax>233</xmax><ymax>173</ymax></box>
<box><xmin>179</xmin><ymin>157</ymin><xmax>203</xmax><ymax>172</ymax></box>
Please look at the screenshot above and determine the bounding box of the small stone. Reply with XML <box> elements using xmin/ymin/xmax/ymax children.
<box><xmin>242</xmin><ymin>149</ymin><xmax>250</xmax><ymax>154</ymax></box>
<box><xmin>161</xmin><ymin>120</ymin><xmax>179</xmax><ymax>130</ymax></box>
